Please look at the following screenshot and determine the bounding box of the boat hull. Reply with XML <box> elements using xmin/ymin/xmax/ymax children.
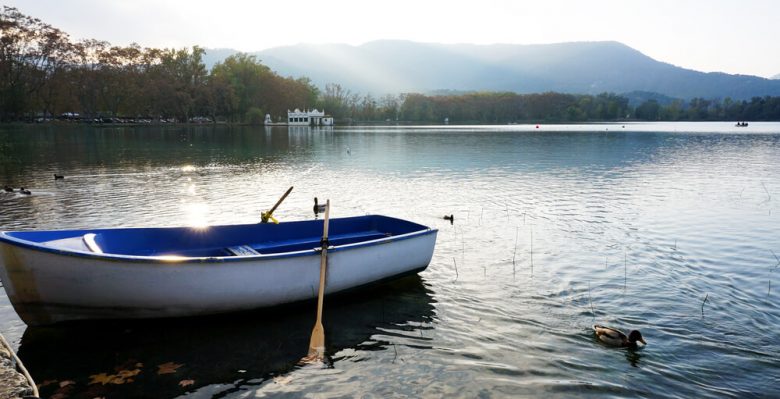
<box><xmin>0</xmin><ymin>217</ymin><xmax>437</xmax><ymax>325</ymax></box>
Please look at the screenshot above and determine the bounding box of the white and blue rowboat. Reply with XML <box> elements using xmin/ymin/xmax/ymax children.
<box><xmin>0</xmin><ymin>215</ymin><xmax>437</xmax><ymax>326</ymax></box>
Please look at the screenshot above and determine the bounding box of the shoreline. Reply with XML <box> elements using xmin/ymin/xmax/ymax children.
<box><xmin>0</xmin><ymin>332</ymin><xmax>36</xmax><ymax>399</ymax></box>
<box><xmin>0</xmin><ymin>120</ymin><xmax>769</xmax><ymax>129</ymax></box>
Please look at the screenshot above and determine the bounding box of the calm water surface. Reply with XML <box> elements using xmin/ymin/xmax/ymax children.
<box><xmin>1</xmin><ymin>122</ymin><xmax>779</xmax><ymax>398</ymax></box>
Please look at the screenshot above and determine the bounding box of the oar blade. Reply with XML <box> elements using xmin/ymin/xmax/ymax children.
<box><xmin>303</xmin><ymin>200</ymin><xmax>330</xmax><ymax>363</ymax></box>
<box><xmin>307</xmin><ymin>322</ymin><xmax>325</xmax><ymax>359</ymax></box>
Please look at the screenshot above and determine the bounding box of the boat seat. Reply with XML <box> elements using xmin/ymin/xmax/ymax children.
<box><xmin>82</xmin><ymin>233</ymin><xmax>103</xmax><ymax>254</ymax></box>
<box><xmin>43</xmin><ymin>233</ymin><xmax>104</xmax><ymax>254</ymax></box>
<box><xmin>225</xmin><ymin>245</ymin><xmax>260</xmax><ymax>256</ymax></box>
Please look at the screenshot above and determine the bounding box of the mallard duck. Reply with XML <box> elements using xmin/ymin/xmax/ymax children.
<box><xmin>313</xmin><ymin>197</ymin><xmax>327</xmax><ymax>214</ymax></box>
<box><xmin>593</xmin><ymin>325</ymin><xmax>646</xmax><ymax>347</ymax></box>
<box><xmin>54</xmin><ymin>174</ymin><xmax>64</xmax><ymax>179</ymax></box>
<box><xmin>19</xmin><ymin>187</ymin><xmax>31</xmax><ymax>195</ymax></box>
<box><xmin>3</xmin><ymin>185</ymin><xmax>13</xmax><ymax>192</ymax></box>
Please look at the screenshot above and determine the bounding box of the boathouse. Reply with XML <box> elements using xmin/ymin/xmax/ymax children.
<box><xmin>286</xmin><ymin>108</ymin><xmax>333</xmax><ymax>126</ymax></box>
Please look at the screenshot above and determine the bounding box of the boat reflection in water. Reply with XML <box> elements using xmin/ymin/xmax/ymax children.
<box><xmin>18</xmin><ymin>275</ymin><xmax>435</xmax><ymax>398</ymax></box>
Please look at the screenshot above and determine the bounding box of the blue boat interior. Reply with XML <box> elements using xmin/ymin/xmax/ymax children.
<box><xmin>2</xmin><ymin>215</ymin><xmax>432</xmax><ymax>258</ymax></box>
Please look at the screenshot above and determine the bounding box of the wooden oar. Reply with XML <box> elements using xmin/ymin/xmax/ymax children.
<box><xmin>306</xmin><ymin>199</ymin><xmax>330</xmax><ymax>361</ymax></box>
<box><xmin>261</xmin><ymin>186</ymin><xmax>294</xmax><ymax>223</ymax></box>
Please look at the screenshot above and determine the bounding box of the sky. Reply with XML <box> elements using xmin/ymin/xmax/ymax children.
<box><xmin>4</xmin><ymin>0</ymin><xmax>780</xmax><ymax>78</ymax></box>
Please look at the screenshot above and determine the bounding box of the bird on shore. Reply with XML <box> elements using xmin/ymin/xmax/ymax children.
<box><xmin>593</xmin><ymin>325</ymin><xmax>646</xmax><ymax>348</ymax></box>
<box><xmin>3</xmin><ymin>185</ymin><xmax>13</xmax><ymax>192</ymax></box>
<box><xmin>19</xmin><ymin>187</ymin><xmax>31</xmax><ymax>195</ymax></box>
<box><xmin>54</xmin><ymin>174</ymin><xmax>64</xmax><ymax>179</ymax></box>
<box><xmin>443</xmin><ymin>214</ymin><xmax>454</xmax><ymax>224</ymax></box>
<box><xmin>313</xmin><ymin>197</ymin><xmax>327</xmax><ymax>215</ymax></box>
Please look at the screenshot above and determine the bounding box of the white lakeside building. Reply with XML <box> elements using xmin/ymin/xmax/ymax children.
<box><xmin>270</xmin><ymin>108</ymin><xmax>333</xmax><ymax>126</ymax></box>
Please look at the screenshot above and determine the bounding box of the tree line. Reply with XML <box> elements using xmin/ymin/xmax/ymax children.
<box><xmin>0</xmin><ymin>6</ymin><xmax>318</xmax><ymax>123</ymax></box>
<box><xmin>318</xmin><ymin>88</ymin><xmax>780</xmax><ymax>125</ymax></box>
<box><xmin>3</xmin><ymin>6</ymin><xmax>780</xmax><ymax>124</ymax></box>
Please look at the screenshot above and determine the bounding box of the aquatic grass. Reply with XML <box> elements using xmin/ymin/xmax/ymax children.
<box><xmin>452</xmin><ymin>257</ymin><xmax>458</xmax><ymax>281</ymax></box>
<box><xmin>530</xmin><ymin>225</ymin><xmax>534</xmax><ymax>275</ymax></box>
<box><xmin>702</xmin><ymin>293</ymin><xmax>709</xmax><ymax>317</ymax></box>
<box><xmin>512</xmin><ymin>226</ymin><xmax>519</xmax><ymax>277</ymax></box>
<box><xmin>624</xmin><ymin>250</ymin><xmax>627</xmax><ymax>291</ymax></box>
<box><xmin>761</xmin><ymin>182</ymin><xmax>771</xmax><ymax>201</ymax></box>
<box><xmin>588</xmin><ymin>282</ymin><xmax>595</xmax><ymax>320</ymax></box>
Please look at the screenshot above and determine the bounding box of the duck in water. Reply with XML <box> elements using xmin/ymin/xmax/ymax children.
<box><xmin>593</xmin><ymin>325</ymin><xmax>646</xmax><ymax>348</ymax></box>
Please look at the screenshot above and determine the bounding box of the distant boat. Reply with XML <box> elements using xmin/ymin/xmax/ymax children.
<box><xmin>735</xmin><ymin>122</ymin><xmax>749</xmax><ymax>127</ymax></box>
<box><xmin>0</xmin><ymin>215</ymin><xmax>437</xmax><ymax>326</ymax></box>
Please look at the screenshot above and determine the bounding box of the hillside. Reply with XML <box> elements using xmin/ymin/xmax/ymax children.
<box><xmin>204</xmin><ymin>41</ymin><xmax>780</xmax><ymax>100</ymax></box>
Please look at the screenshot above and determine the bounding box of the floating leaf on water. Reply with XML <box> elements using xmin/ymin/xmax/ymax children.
<box><xmin>117</xmin><ymin>369</ymin><xmax>141</xmax><ymax>378</ymax></box>
<box><xmin>88</xmin><ymin>373</ymin><xmax>115</xmax><ymax>385</ymax></box>
<box><xmin>88</xmin><ymin>370</ymin><xmax>138</xmax><ymax>385</ymax></box>
<box><xmin>59</xmin><ymin>380</ymin><xmax>76</xmax><ymax>388</ymax></box>
<box><xmin>157</xmin><ymin>362</ymin><xmax>183</xmax><ymax>375</ymax></box>
<box><xmin>179</xmin><ymin>379</ymin><xmax>195</xmax><ymax>387</ymax></box>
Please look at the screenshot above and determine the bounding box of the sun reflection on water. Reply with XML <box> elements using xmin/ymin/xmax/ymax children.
<box><xmin>182</xmin><ymin>202</ymin><xmax>210</xmax><ymax>228</ymax></box>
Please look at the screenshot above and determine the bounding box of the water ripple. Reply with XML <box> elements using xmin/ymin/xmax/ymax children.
<box><xmin>1</xmin><ymin>125</ymin><xmax>779</xmax><ymax>397</ymax></box>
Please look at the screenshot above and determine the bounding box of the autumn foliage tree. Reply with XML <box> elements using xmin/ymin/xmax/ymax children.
<box><xmin>0</xmin><ymin>7</ymin><xmax>318</xmax><ymax>122</ymax></box>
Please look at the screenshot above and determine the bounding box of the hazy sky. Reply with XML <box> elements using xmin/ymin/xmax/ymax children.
<box><xmin>5</xmin><ymin>0</ymin><xmax>780</xmax><ymax>78</ymax></box>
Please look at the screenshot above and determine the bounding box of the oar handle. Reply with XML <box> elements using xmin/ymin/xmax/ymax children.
<box><xmin>261</xmin><ymin>186</ymin><xmax>294</xmax><ymax>223</ymax></box>
<box><xmin>322</xmin><ymin>199</ymin><xmax>330</xmax><ymax>241</ymax></box>
<box><xmin>268</xmin><ymin>186</ymin><xmax>294</xmax><ymax>214</ymax></box>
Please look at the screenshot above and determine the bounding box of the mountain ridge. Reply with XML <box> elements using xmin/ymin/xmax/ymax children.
<box><xmin>201</xmin><ymin>41</ymin><xmax>780</xmax><ymax>100</ymax></box>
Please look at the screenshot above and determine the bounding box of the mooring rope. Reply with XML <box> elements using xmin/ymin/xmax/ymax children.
<box><xmin>0</xmin><ymin>333</ymin><xmax>38</xmax><ymax>398</ymax></box>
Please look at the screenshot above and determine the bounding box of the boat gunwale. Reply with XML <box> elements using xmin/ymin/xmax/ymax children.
<box><xmin>0</xmin><ymin>221</ymin><xmax>437</xmax><ymax>265</ymax></box>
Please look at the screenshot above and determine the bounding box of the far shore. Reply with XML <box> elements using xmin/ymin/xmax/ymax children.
<box><xmin>0</xmin><ymin>119</ymin><xmax>770</xmax><ymax>129</ymax></box>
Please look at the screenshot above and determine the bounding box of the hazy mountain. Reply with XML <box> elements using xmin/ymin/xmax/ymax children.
<box><xmin>203</xmin><ymin>41</ymin><xmax>780</xmax><ymax>100</ymax></box>
<box><xmin>772</xmin><ymin>73</ymin><xmax>780</xmax><ymax>80</ymax></box>
<box><xmin>201</xmin><ymin>48</ymin><xmax>239</xmax><ymax>70</ymax></box>
<box><xmin>621</xmin><ymin>91</ymin><xmax>681</xmax><ymax>107</ymax></box>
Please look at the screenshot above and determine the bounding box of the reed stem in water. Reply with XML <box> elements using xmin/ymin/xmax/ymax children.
<box><xmin>452</xmin><ymin>257</ymin><xmax>458</xmax><ymax>281</ymax></box>
<box><xmin>512</xmin><ymin>226</ymin><xmax>519</xmax><ymax>276</ymax></box>
<box><xmin>624</xmin><ymin>250</ymin><xmax>627</xmax><ymax>290</ymax></box>
<box><xmin>588</xmin><ymin>282</ymin><xmax>595</xmax><ymax>319</ymax></box>
<box><xmin>530</xmin><ymin>226</ymin><xmax>534</xmax><ymax>274</ymax></box>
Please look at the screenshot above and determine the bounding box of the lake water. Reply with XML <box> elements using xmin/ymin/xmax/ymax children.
<box><xmin>1</xmin><ymin>122</ymin><xmax>779</xmax><ymax>398</ymax></box>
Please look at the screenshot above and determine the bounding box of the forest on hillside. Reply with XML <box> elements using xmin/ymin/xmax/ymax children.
<box><xmin>2</xmin><ymin>6</ymin><xmax>780</xmax><ymax>124</ymax></box>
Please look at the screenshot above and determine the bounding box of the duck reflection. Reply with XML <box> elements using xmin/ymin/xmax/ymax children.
<box><xmin>625</xmin><ymin>347</ymin><xmax>643</xmax><ymax>367</ymax></box>
<box><xmin>19</xmin><ymin>275</ymin><xmax>435</xmax><ymax>398</ymax></box>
